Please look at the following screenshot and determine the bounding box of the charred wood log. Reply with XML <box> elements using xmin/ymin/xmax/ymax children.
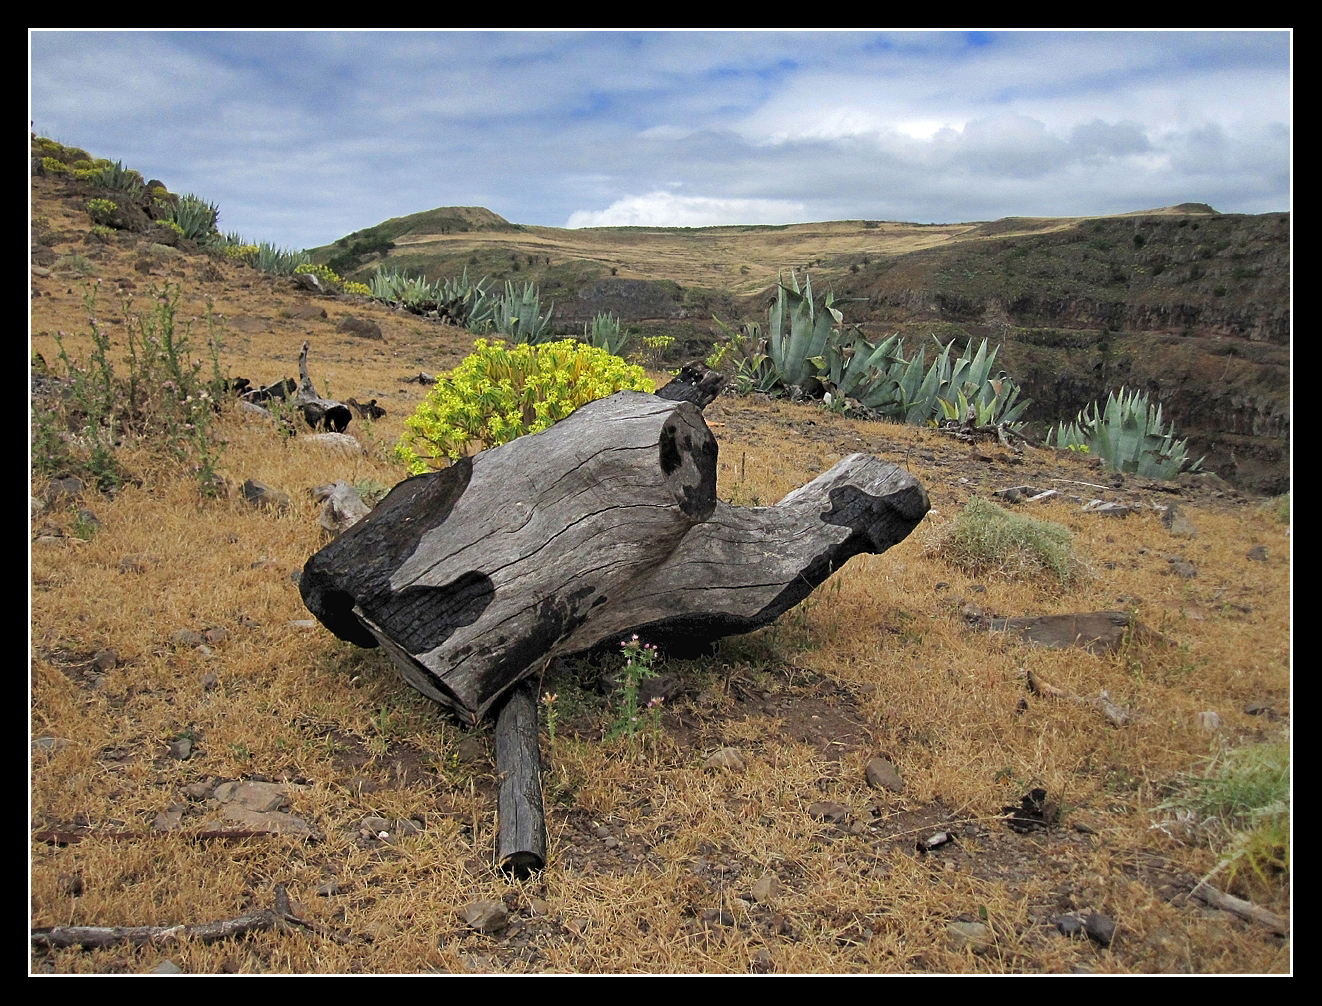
<box><xmin>293</xmin><ymin>341</ymin><xmax>351</xmax><ymax>432</ymax></box>
<box><xmin>655</xmin><ymin>363</ymin><xmax>727</xmax><ymax>410</ymax></box>
<box><xmin>301</xmin><ymin>391</ymin><xmax>928</xmax><ymax>723</ymax></box>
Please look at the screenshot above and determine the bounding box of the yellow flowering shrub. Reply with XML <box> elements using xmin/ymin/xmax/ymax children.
<box><xmin>342</xmin><ymin>281</ymin><xmax>372</xmax><ymax>296</ymax></box>
<box><xmin>294</xmin><ymin>262</ymin><xmax>342</xmax><ymax>286</ymax></box>
<box><xmin>394</xmin><ymin>338</ymin><xmax>654</xmax><ymax>473</ymax></box>
<box><xmin>224</xmin><ymin>244</ymin><xmax>260</xmax><ymax>264</ymax></box>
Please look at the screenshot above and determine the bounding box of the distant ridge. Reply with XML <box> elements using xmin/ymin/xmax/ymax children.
<box><xmin>360</xmin><ymin>205</ymin><xmax>517</xmax><ymax>243</ymax></box>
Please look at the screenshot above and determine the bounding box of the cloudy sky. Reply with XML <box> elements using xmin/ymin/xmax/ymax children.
<box><xmin>30</xmin><ymin>31</ymin><xmax>1291</xmax><ymax>251</ymax></box>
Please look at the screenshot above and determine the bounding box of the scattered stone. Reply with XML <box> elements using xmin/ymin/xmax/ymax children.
<box><xmin>946</xmin><ymin>920</ymin><xmax>993</xmax><ymax>952</ymax></box>
<box><xmin>167</xmin><ymin>737</ymin><xmax>192</xmax><ymax>760</ymax></box>
<box><xmin>44</xmin><ymin>475</ymin><xmax>85</xmax><ymax>504</ymax></box>
<box><xmin>704</xmin><ymin>747</ymin><xmax>746</xmax><ymax>771</ymax></box>
<box><xmin>215</xmin><ymin>781</ymin><xmax>289</xmax><ymax>813</ymax></box>
<box><xmin>152</xmin><ymin>805</ymin><xmax>185</xmax><ymax>831</ymax></box>
<box><xmin>1071</xmin><ymin>816</ymin><xmax>1098</xmax><ymax>835</ymax></box>
<box><xmin>58</xmin><ymin>872</ymin><xmax>84</xmax><ymax>897</ymax></box>
<box><xmin>563</xmin><ymin>916</ymin><xmax>591</xmax><ymax>937</ymax></box>
<box><xmin>1082</xmin><ymin>500</ymin><xmax>1132</xmax><ymax>518</ymax></box>
<box><xmin>313</xmin><ymin>481</ymin><xmax>371</xmax><ymax>535</ymax></box>
<box><xmin>750</xmin><ymin>948</ymin><xmax>774</xmax><ymax>973</ymax></box>
<box><xmin>289</xmin><ymin>570</ymin><xmax>302</xmax><ymax>586</ymax></box>
<box><xmin>1244</xmin><ymin>702</ymin><xmax>1277</xmax><ymax>719</ymax></box>
<box><xmin>32</xmin><ymin>736</ymin><xmax>67</xmax><ymax>754</ymax></box>
<box><xmin>241</xmin><ymin>479</ymin><xmax>292</xmax><ymax>512</ymax></box>
<box><xmin>288</xmin><ymin>619</ymin><xmax>317</xmax><ymax>629</ymax></box>
<box><xmin>1084</xmin><ymin>912</ymin><xmax>1117</xmax><ymax>946</ymax></box>
<box><xmin>403</xmin><ymin>372</ymin><xmax>436</xmax><ymax>385</ymax></box>
<box><xmin>1026</xmin><ymin>489</ymin><xmax>1059</xmax><ymax>503</ymax></box>
<box><xmin>92</xmin><ymin>648</ymin><xmax>119</xmax><ymax>671</ymax></box>
<box><xmin>751</xmin><ymin>873</ymin><xmax>780</xmax><ymax>903</ymax></box>
<box><xmin>303</xmin><ymin>432</ymin><xmax>363</xmax><ymax>455</ymax></box>
<box><xmin>1197</xmin><ymin>710</ymin><xmax>1221</xmax><ymax>732</ymax></box>
<box><xmin>1246</xmin><ymin>545</ymin><xmax>1268</xmax><ymax>561</ymax></box>
<box><xmin>934</xmin><ymin>582</ymin><xmax>949</xmax><ymax>591</ymax></box>
<box><xmin>360</xmin><ymin>816</ymin><xmax>390</xmax><ymax>836</ymax></box>
<box><xmin>969</xmin><ymin>583</ymin><xmax>986</xmax><ymax>593</ymax></box>
<box><xmin>238</xmin><ymin>399</ymin><xmax>275</xmax><ymax>421</ymax></box>
<box><xmin>149</xmin><ymin>959</ymin><xmax>183</xmax><ymax>974</ymax></box>
<box><xmin>119</xmin><ymin>553</ymin><xmax>163</xmax><ymax>573</ymax></box>
<box><xmin>699</xmin><ymin>909</ymin><xmax>735</xmax><ymax>928</ymax></box>
<box><xmin>288</xmin><ymin>303</ymin><xmax>328</xmax><ymax>320</ymax></box>
<box><xmin>75</xmin><ymin>508</ymin><xmax>101</xmax><ymax>530</ymax></box>
<box><xmin>336</xmin><ymin>315</ymin><xmax>383</xmax><ymax>340</ymax></box>
<box><xmin>993</xmin><ymin>485</ymin><xmax>1043</xmax><ymax>504</ymax></box>
<box><xmin>202</xmin><ymin>626</ymin><xmax>228</xmax><ymax>645</ymax></box>
<box><xmin>316</xmin><ymin>881</ymin><xmax>345</xmax><ymax>897</ymax></box>
<box><xmin>200</xmin><ymin>804</ymin><xmax>318</xmax><ymax>839</ymax></box>
<box><xmin>864</xmin><ymin>756</ymin><xmax>904</xmax><ymax>793</ymax></box>
<box><xmin>1169</xmin><ymin>558</ymin><xmax>1197</xmax><ymax>578</ymax></box>
<box><xmin>201</xmin><ymin>672</ymin><xmax>219</xmax><ymax>691</ymax></box>
<box><xmin>1056</xmin><ymin>914</ymin><xmax>1085</xmax><ymax>938</ymax></box>
<box><xmin>917</xmin><ymin>831</ymin><xmax>953</xmax><ymax>851</ymax></box>
<box><xmin>181</xmin><ymin>781</ymin><xmax>211</xmax><ymax>801</ymax></box>
<box><xmin>1002</xmin><ymin>788</ymin><xmax>1058</xmax><ymax>833</ymax></box>
<box><xmin>292</xmin><ymin>272</ymin><xmax>330</xmax><ymax>294</ymax></box>
<box><xmin>170</xmin><ymin>629</ymin><xmax>205</xmax><ymax>649</ymax></box>
<box><xmin>459</xmin><ymin>900</ymin><xmax>508</xmax><ymax>934</ymax></box>
<box><xmin>527</xmin><ymin>897</ymin><xmax>549</xmax><ymax>916</ymax></box>
<box><xmin>1162</xmin><ymin>504</ymin><xmax>1198</xmax><ymax>537</ymax></box>
<box><xmin>980</xmin><ymin>611</ymin><xmax>1162</xmax><ymax>653</ymax></box>
<box><xmin>807</xmin><ymin>801</ymin><xmax>849</xmax><ymax>824</ymax></box>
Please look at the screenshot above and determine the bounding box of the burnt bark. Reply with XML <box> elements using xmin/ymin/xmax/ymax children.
<box><xmin>301</xmin><ymin>390</ymin><xmax>928</xmax><ymax>723</ymax></box>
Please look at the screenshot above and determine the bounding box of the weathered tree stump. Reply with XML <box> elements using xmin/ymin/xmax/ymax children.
<box><xmin>293</xmin><ymin>341</ymin><xmax>351</xmax><ymax>432</ymax></box>
<box><xmin>301</xmin><ymin>390</ymin><xmax>929</xmax><ymax>724</ymax></box>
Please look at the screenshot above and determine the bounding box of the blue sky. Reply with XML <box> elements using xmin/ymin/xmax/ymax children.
<box><xmin>30</xmin><ymin>31</ymin><xmax>1291</xmax><ymax>251</ymax></box>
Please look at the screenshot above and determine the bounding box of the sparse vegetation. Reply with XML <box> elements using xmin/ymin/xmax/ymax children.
<box><xmin>1159</xmin><ymin>739</ymin><xmax>1290</xmax><ymax>898</ymax></box>
<box><xmin>930</xmin><ymin>497</ymin><xmax>1083</xmax><ymax>584</ymax></box>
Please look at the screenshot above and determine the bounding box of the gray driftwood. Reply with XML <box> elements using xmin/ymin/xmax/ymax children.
<box><xmin>495</xmin><ymin>679</ymin><xmax>546</xmax><ymax>876</ymax></box>
<box><xmin>300</xmin><ymin>390</ymin><xmax>928</xmax><ymax>723</ymax></box>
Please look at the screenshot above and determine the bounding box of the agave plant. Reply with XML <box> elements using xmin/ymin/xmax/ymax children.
<box><xmin>492</xmin><ymin>281</ymin><xmax>554</xmax><ymax>344</ymax></box>
<box><xmin>168</xmin><ymin>194</ymin><xmax>221</xmax><ymax>242</ymax></box>
<box><xmin>255</xmin><ymin>242</ymin><xmax>311</xmax><ymax>275</ymax></box>
<box><xmin>821</xmin><ymin>332</ymin><xmax>1029</xmax><ymax>429</ymax></box>
<box><xmin>93</xmin><ymin>159</ymin><xmax>145</xmax><ymax>197</ymax></box>
<box><xmin>1048</xmin><ymin>387</ymin><xmax>1202</xmax><ymax>479</ymax></box>
<box><xmin>711</xmin><ymin>318</ymin><xmax>779</xmax><ymax>394</ymax></box>
<box><xmin>766</xmin><ymin>272</ymin><xmax>838</xmax><ymax>388</ymax></box>
<box><xmin>582</xmin><ymin>312</ymin><xmax>632</xmax><ymax>357</ymax></box>
<box><xmin>437</xmin><ymin>269</ymin><xmax>494</xmax><ymax>330</ymax></box>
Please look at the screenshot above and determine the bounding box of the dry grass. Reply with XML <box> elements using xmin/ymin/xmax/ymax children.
<box><xmin>386</xmin><ymin>217</ymin><xmax>1075</xmax><ymax>297</ymax></box>
<box><xmin>30</xmin><ymin>177</ymin><xmax>1290</xmax><ymax>974</ymax></box>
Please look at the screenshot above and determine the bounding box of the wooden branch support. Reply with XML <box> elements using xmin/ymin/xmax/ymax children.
<box><xmin>1026</xmin><ymin>669</ymin><xmax>1133</xmax><ymax>726</ymax></box>
<box><xmin>1190</xmin><ymin>881</ymin><xmax>1288</xmax><ymax>934</ymax></box>
<box><xmin>495</xmin><ymin>679</ymin><xmax>546</xmax><ymax>876</ymax></box>
<box><xmin>30</xmin><ymin>885</ymin><xmax>335</xmax><ymax>951</ymax></box>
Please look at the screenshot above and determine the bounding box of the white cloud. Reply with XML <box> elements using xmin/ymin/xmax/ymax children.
<box><xmin>567</xmin><ymin>191</ymin><xmax>807</xmax><ymax>228</ymax></box>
